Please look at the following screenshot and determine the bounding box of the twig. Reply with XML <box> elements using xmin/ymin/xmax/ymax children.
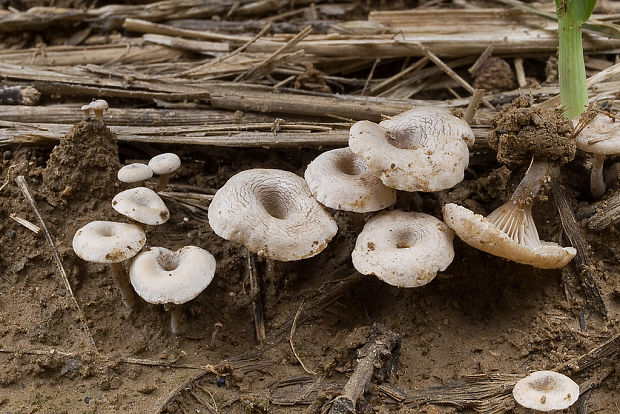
<box><xmin>464</xmin><ymin>88</ymin><xmax>485</xmax><ymax>124</ymax></box>
<box><xmin>157</xmin><ymin>370</ymin><xmax>212</xmax><ymax>414</ymax></box>
<box><xmin>585</xmin><ymin>191</ymin><xmax>620</xmax><ymax>231</ymax></box>
<box><xmin>554</xmin><ymin>332</ymin><xmax>620</xmax><ymax>374</ymax></box>
<box><xmin>468</xmin><ymin>45</ymin><xmax>494</xmax><ymax>75</ymax></box>
<box><xmin>361</xmin><ymin>58</ymin><xmax>381</xmax><ymax>96</ymax></box>
<box><xmin>549</xmin><ymin>173</ymin><xmax>607</xmax><ymax>315</ymax></box>
<box><xmin>0</xmin><ymin>164</ymin><xmax>17</xmax><ymax>192</ymax></box>
<box><xmin>247</xmin><ymin>252</ymin><xmax>266</xmax><ymax>343</ymax></box>
<box><xmin>289</xmin><ymin>299</ymin><xmax>316</xmax><ymax>375</ymax></box>
<box><xmin>9</xmin><ymin>213</ymin><xmax>41</xmax><ymax>234</ymax></box>
<box><xmin>513</xmin><ymin>58</ymin><xmax>527</xmax><ymax>88</ymax></box>
<box><xmin>15</xmin><ymin>176</ymin><xmax>98</xmax><ymax>353</ymax></box>
<box><xmin>329</xmin><ymin>323</ymin><xmax>401</xmax><ymax>414</ymax></box>
<box><xmin>369</xmin><ymin>57</ymin><xmax>428</xmax><ymax>95</ymax></box>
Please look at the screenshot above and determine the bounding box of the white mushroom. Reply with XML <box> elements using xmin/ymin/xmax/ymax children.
<box><xmin>443</xmin><ymin>159</ymin><xmax>576</xmax><ymax>269</ymax></box>
<box><xmin>148</xmin><ymin>153</ymin><xmax>181</xmax><ymax>192</ymax></box>
<box><xmin>574</xmin><ymin>112</ymin><xmax>620</xmax><ymax>199</ymax></box>
<box><xmin>352</xmin><ymin>210</ymin><xmax>454</xmax><ymax>287</ymax></box>
<box><xmin>349</xmin><ymin>107</ymin><xmax>475</xmax><ymax>192</ymax></box>
<box><xmin>208</xmin><ymin>168</ymin><xmax>338</xmax><ymax>261</ymax></box>
<box><xmin>130</xmin><ymin>246</ymin><xmax>216</xmax><ymax>334</ymax></box>
<box><xmin>304</xmin><ymin>147</ymin><xmax>396</xmax><ymax>212</ymax></box>
<box><xmin>112</xmin><ymin>187</ymin><xmax>170</xmax><ymax>225</ymax></box>
<box><xmin>80</xmin><ymin>103</ymin><xmax>91</xmax><ymax>120</ymax></box>
<box><xmin>90</xmin><ymin>99</ymin><xmax>109</xmax><ymax>122</ymax></box>
<box><xmin>118</xmin><ymin>163</ymin><xmax>153</xmax><ymax>184</ymax></box>
<box><xmin>72</xmin><ymin>221</ymin><xmax>146</xmax><ymax>308</ymax></box>
<box><xmin>513</xmin><ymin>371</ymin><xmax>579</xmax><ymax>412</ymax></box>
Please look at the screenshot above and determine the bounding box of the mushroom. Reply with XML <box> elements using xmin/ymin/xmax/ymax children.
<box><xmin>118</xmin><ymin>163</ymin><xmax>153</xmax><ymax>186</ymax></box>
<box><xmin>574</xmin><ymin>112</ymin><xmax>620</xmax><ymax>199</ymax></box>
<box><xmin>130</xmin><ymin>246</ymin><xmax>216</xmax><ymax>335</ymax></box>
<box><xmin>80</xmin><ymin>104</ymin><xmax>91</xmax><ymax>120</ymax></box>
<box><xmin>72</xmin><ymin>221</ymin><xmax>146</xmax><ymax>309</ymax></box>
<box><xmin>304</xmin><ymin>147</ymin><xmax>396</xmax><ymax>212</ymax></box>
<box><xmin>349</xmin><ymin>106</ymin><xmax>475</xmax><ymax>192</ymax></box>
<box><xmin>112</xmin><ymin>187</ymin><xmax>170</xmax><ymax>226</ymax></box>
<box><xmin>512</xmin><ymin>371</ymin><xmax>579</xmax><ymax>412</ymax></box>
<box><xmin>443</xmin><ymin>158</ymin><xmax>576</xmax><ymax>268</ymax></box>
<box><xmin>90</xmin><ymin>99</ymin><xmax>109</xmax><ymax>122</ymax></box>
<box><xmin>208</xmin><ymin>168</ymin><xmax>338</xmax><ymax>261</ymax></box>
<box><xmin>148</xmin><ymin>153</ymin><xmax>181</xmax><ymax>192</ymax></box>
<box><xmin>351</xmin><ymin>210</ymin><xmax>454</xmax><ymax>287</ymax></box>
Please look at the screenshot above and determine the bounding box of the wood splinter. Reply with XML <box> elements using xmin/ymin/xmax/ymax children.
<box><xmin>328</xmin><ymin>323</ymin><xmax>401</xmax><ymax>414</ymax></box>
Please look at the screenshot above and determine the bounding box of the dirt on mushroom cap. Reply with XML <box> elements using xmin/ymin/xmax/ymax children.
<box><xmin>487</xmin><ymin>96</ymin><xmax>576</xmax><ymax>166</ymax></box>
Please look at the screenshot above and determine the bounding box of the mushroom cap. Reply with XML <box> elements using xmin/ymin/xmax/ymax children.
<box><xmin>72</xmin><ymin>221</ymin><xmax>146</xmax><ymax>263</ymax></box>
<box><xmin>117</xmin><ymin>163</ymin><xmax>153</xmax><ymax>183</ymax></box>
<box><xmin>349</xmin><ymin>107</ymin><xmax>474</xmax><ymax>192</ymax></box>
<box><xmin>112</xmin><ymin>187</ymin><xmax>170</xmax><ymax>225</ymax></box>
<box><xmin>513</xmin><ymin>370</ymin><xmax>579</xmax><ymax>412</ymax></box>
<box><xmin>304</xmin><ymin>147</ymin><xmax>396</xmax><ymax>212</ymax></box>
<box><xmin>443</xmin><ymin>203</ymin><xmax>576</xmax><ymax>269</ymax></box>
<box><xmin>208</xmin><ymin>168</ymin><xmax>338</xmax><ymax>261</ymax></box>
<box><xmin>574</xmin><ymin>113</ymin><xmax>620</xmax><ymax>155</ymax></box>
<box><xmin>89</xmin><ymin>99</ymin><xmax>109</xmax><ymax>111</ymax></box>
<box><xmin>129</xmin><ymin>246</ymin><xmax>216</xmax><ymax>305</ymax></box>
<box><xmin>80</xmin><ymin>104</ymin><xmax>91</xmax><ymax>111</ymax></box>
<box><xmin>351</xmin><ymin>210</ymin><xmax>454</xmax><ymax>287</ymax></box>
<box><xmin>148</xmin><ymin>153</ymin><xmax>181</xmax><ymax>175</ymax></box>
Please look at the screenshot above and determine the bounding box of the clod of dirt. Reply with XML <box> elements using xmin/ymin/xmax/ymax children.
<box><xmin>487</xmin><ymin>96</ymin><xmax>575</xmax><ymax>166</ymax></box>
<box><xmin>472</xmin><ymin>57</ymin><xmax>516</xmax><ymax>91</ymax></box>
<box><xmin>41</xmin><ymin>120</ymin><xmax>122</xmax><ymax>207</ymax></box>
<box><xmin>474</xmin><ymin>166</ymin><xmax>512</xmax><ymax>202</ymax></box>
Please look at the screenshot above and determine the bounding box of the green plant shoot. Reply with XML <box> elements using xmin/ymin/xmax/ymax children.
<box><xmin>554</xmin><ymin>0</ymin><xmax>597</xmax><ymax>119</ymax></box>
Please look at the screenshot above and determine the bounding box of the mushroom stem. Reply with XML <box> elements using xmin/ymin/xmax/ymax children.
<box><xmin>164</xmin><ymin>303</ymin><xmax>183</xmax><ymax>335</ymax></box>
<box><xmin>509</xmin><ymin>158</ymin><xmax>550</xmax><ymax>208</ymax></box>
<box><xmin>590</xmin><ymin>154</ymin><xmax>606</xmax><ymax>199</ymax></box>
<box><xmin>93</xmin><ymin>109</ymin><xmax>105</xmax><ymax>122</ymax></box>
<box><xmin>110</xmin><ymin>262</ymin><xmax>137</xmax><ymax>309</ymax></box>
<box><xmin>155</xmin><ymin>173</ymin><xmax>171</xmax><ymax>192</ymax></box>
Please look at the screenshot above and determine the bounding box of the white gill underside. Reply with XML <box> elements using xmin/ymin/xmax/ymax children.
<box><xmin>486</xmin><ymin>203</ymin><xmax>541</xmax><ymax>248</ymax></box>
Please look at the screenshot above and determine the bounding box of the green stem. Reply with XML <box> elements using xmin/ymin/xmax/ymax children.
<box><xmin>557</xmin><ymin>15</ymin><xmax>588</xmax><ymax>120</ymax></box>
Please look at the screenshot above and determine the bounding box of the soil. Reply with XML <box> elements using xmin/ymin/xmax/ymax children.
<box><xmin>1</xmin><ymin>109</ymin><xmax>619</xmax><ymax>413</ymax></box>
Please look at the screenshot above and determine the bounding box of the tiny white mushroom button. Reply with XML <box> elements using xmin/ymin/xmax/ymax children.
<box><xmin>148</xmin><ymin>153</ymin><xmax>181</xmax><ymax>175</ymax></box>
<box><xmin>118</xmin><ymin>163</ymin><xmax>153</xmax><ymax>183</ymax></box>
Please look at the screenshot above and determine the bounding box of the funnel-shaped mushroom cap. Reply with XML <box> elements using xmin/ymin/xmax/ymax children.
<box><xmin>349</xmin><ymin>107</ymin><xmax>474</xmax><ymax>192</ymax></box>
<box><xmin>118</xmin><ymin>163</ymin><xmax>153</xmax><ymax>183</ymax></box>
<box><xmin>352</xmin><ymin>210</ymin><xmax>454</xmax><ymax>287</ymax></box>
<box><xmin>513</xmin><ymin>371</ymin><xmax>579</xmax><ymax>412</ymax></box>
<box><xmin>148</xmin><ymin>153</ymin><xmax>181</xmax><ymax>175</ymax></box>
<box><xmin>73</xmin><ymin>221</ymin><xmax>146</xmax><ymax>263</ymax></box>
<box><xmin>304</xmin><ymin>147</ymin><xmax>396</xmax><ymax>212</ymax></box>
<box><xmin>112</xmin><ymin>187</ymin><xmax>170</xmax><ymax>225</ymax></box>
<box><xmin>208</xmin><ymin>169</ymin><xmax>338</xmax><ymax>261</ymax></box>
<box><xmin>129</xmin><ymin>246</ymin><xmax>216</xmax><ymax>305</ymax></box>
<box><xmin>443</xmin><ymin>203</ymin><xmax>576</xmax><ymax>269</ymax></box>
<box><xmin>574</xmin><ymin>113</ymin><xmax>620</xmax><ymax>154</ymax></box>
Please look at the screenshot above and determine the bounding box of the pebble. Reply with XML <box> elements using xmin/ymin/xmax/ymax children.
<box><xmin>2</xmin><ymin>150</ymin><xmax>11</xmax><ymax>160</ymax></box>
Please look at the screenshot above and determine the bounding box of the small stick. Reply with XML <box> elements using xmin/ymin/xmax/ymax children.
<box><xmin>9</xmin><ymin>213</ymin><xmax>41</xmax><ymax>234</ymax></box>
<box><xmin>464</xmin><ymin>88</ymin><xmax>485</xmax><ymax>124</ymax></box>
<box><xmin>247</xmin><ymin>252</ymin><xmax>266</xmax><ymax>343</ymax></box>
<box><xmin>328</xmin><ymin>323</ymin><xmax>401</xmax><ymax>414</ymax></box>
<box><xmin>0</xmin><ymin>164</ymin><xmax>18</xmax><ymax>192</ymax></box>
<box><xmin>289</xmin><ymin>299</ymin><xmax>316</xmax><ymax>375</ymax></box>
<box><xmin>361</xmin><ymin>58</ymin><xmax>381</xmax><ymax>96</ymax></box>
<box><xmin>468</xmin><ymin>45</ymin><xmax>494</xmax><ymax>75</ymax></box>
<box><xmin>15</xmin><ymin>175</ymin><xmax>98</xmax><ymax>353</ymax></box>
<box><xmin>514</xmin><ymin>57</ymin><xmax>527</xmax><ymax>88</ymax></box>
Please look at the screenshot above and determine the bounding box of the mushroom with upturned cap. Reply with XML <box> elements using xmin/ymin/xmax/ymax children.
<box><xmin>73</xmin><ymin>221</ymin><xmax>146</xmax><ymax>309</ymax></box>
<box><xmin>512</xmin><ymin>370</ymin><xmax>579</xmax><ymax>412</ymax></box>
<box><xmin>118</xmin><ymin>163</ymin><xmax>153</xmax><ymax>185</ymax></box>
<box><xmin>443</xmin><ymin>159</ymin><xmax>576</xmax><ymax>269</ymax></box>
<box><xmin>304</xmin><ymin>147</ymin><xmax>396</xmax><ymax>212</ymax></box>
<box><xmin>112</xmin><ymin>186</ymin><xmax>170</xmax><ymax>226</ymax></box>
<box><xmin>352</xmin><ymin>210</ymin><xmax>454</xmax><ymax>287</ymax></box>
<box><xmin>574</xmin><ymin>112</ymin><xmax>620</xmax><ymax>199</ymax></box>
<box><xmin>208</xmin><ymin>168</ymin><xmax>338</xmax><ymax>261</ymax></box>
<box><xmin>349</xmin><ymin>106</ymin><xmax>475</xmax><ymax>192</ymax></box>
<box><xmin>130</xmin><ymin>246</ymin><xmax>216</xmax><ymax>335</ymax></box>
<box><xmin>148</xmin><ymin>153</ymin><xmax>181</xmax><ymax>192</ymax></box>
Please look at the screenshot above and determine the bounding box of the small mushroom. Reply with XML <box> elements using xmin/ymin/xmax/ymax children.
<box><xmin>90</xmin><ymin>99</ymin><xmax>109</xmax><ymax>122</ymax></box>
<box><xmin>512</xmin><ymin>370</ymin><xmax>579</xmax><ymax>412</ymax></box>
<box><xmin>208</xmin><ymin>168</ymin><xmax>338</xmax><ymax>261</ymax></box>
<box><xmin>304</xmin><ymin>147</ymin><xmax>396</xmax><ymax>213</ymax></box>
<box><xmin>349</xmin><ymin>107</ymin><xmax>475</xmax><ymax>192</ymax></box>
<box><xmin>351</xmin><ymin>210</ymin><xmax>454</xmax><ymax>287</ymax></box>
<box><xmin>574</xmin><ymin>112</ymin><xmax>620</xmax><ymax>199</ymax></box>
<box><xmin>112</xmin><ymin>187</ymin><xmax>170</xmax><ymax>226</ymax></box>
<box><xmin>80</xmin><ymin>104</ymin><xmax>91</xmax><ymax>120</ymax></box>
<box><xmin>148</xmin><ymin>153</ymin><xmax>181</xmax><ymax>192</ymax></box>
<box><xmin>118</xmin><ymin>163</ymin><xmax>153</xmax><ymax>186</ymax></box>
<box><xmin>130</xmin><ymin>246</ymin><xmax>216</xmax><ymax>335</ymax></box>
<box><xmin>443</xmin><ymin>159</ymin><xmax>576</xmax><ymax>268</ymax></box>
<box><xmin>72</xmin><ymin>221</ymin><xmax>146</xmax><ymax>309</ymax></box>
